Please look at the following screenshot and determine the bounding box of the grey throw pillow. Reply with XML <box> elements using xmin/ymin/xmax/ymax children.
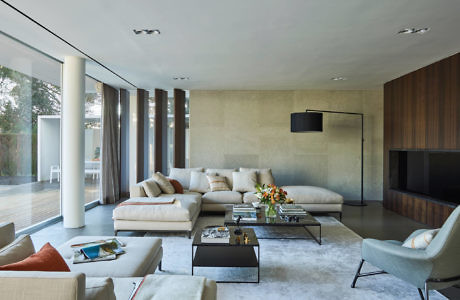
<box><xmin>232</xmin><ymin>171</ymin><xmax>258</xmax><ymax>192</ymax></box>
<box><xmin>152</xmin><ymin>172</ymin><xmax>175</xmax><ymax>194</ymax></box>
<box><xmin>141</xmin><ymin>179</ymin><xmax>162</xmax><ymax>197</ymax></box>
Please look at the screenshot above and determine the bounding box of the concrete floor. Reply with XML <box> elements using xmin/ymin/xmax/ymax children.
<box><xmin>31</xmin><ymin>200</ymin><xmax>458</xmax><ymax>299</ymax></box>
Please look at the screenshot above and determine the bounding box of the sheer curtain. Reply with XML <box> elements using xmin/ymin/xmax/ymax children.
<box><xmin>100</xmin><ymin>83</ymin><xmax>120</xmax><ymax>204</ymax></box>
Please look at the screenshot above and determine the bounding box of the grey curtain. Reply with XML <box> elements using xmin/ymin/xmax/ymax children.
<box><xmin>100</xmin><ymin>83</ymin><xmax>120</xmax><ymax>204</ymax></box>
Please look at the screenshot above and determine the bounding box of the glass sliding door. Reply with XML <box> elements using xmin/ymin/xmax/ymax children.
<box><xmin>0</xmin><ymin>33</ymin><xmax>62</xmax><ymax>231</ymax></box>
<box><xmin>84</xmin><ymin>78</ymin><xmax>101</xmax><ymax>204</ymax></box>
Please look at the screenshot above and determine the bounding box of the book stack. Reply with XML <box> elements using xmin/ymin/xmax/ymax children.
<box><xmin>232</xmin><ymin>204</ymin><xmax>257</xmax><ymax>221</ymax></box>
<box><xmin>201</xmin><ymin>226</ymin><xmax>230</xmax><ymax>243</ymax></box>
<box><xmin>279</xmin><ymin>204</ymin><xmax>307</xmax><ymax>216</ymax></box>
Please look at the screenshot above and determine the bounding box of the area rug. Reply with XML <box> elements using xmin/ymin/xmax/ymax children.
<box><xmin>145</xmin><ymin>216</ymin><xmax>445</xmax><ymax>300</ymax></box>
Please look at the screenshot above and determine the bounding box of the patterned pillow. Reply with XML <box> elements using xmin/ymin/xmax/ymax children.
<box><xmin>152</xmin><ymin>172</ymin><xmax>175</xmax><ymax>194</ymax></box>
<box><xmin>402</xmin><ymin>229</ymin><xmax>440</xmax><ymax>249</ymax></box>
<box><xmin>207</xmin><ymin>175</ymin><xmax>230</xmax><ymax>192</ymax></box>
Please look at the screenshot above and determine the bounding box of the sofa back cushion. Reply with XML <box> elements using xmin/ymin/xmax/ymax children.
<box><xmin>0</xmin><ymin>234</ymin><xmax>35</xmax><ymax>266</ymax></box>
<box><xmin>169</xmin><ymin>167</ymin><xmax>204</xmax><ymax>190</ymax></box>
<box><xmin>240</xmin><ymin>168</ymin><xmax>275</xmax><ymax>186</ymax></box>
<box><xmin>232</xmin><ymin>171</ymin><xmax>258</xmax><ymax>193</ymax></box>
<box><xmin>152</xmin><ymin>172</ymin><xmax>175</xmax><ymax>194</ymax></box>
<box><xmin>0</xmin><ymin>243</ymin><xmax>69</xmax><ymax>272</ymax></box>
<box><xmin>141</xmin><ymin>179</ymin><xmax>162</xmax><ymax>197</ymax></box>
<box><xmin>189</xmin><ymin>171</ymin><xmax>216</xmax><ymax>193</ymax></box>
<box><xmin>205</xmin><ymin>168</ymin><xmax>236</xmax><ymax>190</ymax></box>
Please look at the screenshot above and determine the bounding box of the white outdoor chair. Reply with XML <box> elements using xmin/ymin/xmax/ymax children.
<box><xmin>49</xmin><ymin>165</ymin><xmax>60</xmax><ymax>183</ymax></box>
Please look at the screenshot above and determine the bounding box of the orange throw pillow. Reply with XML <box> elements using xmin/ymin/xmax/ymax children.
<box><xmin>168</xmin><ymin>178</ymin><xmax>184</xmax><ymax>194</ymax></box>
<box><xmin>0</xmin><ymin>242</ymin><xmax>70</xmax><ymax>272</ymax></box>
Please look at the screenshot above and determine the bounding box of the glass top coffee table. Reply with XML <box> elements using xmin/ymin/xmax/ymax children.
<box><xmin>224</xmin><ymin>205</ymin><xmax>322</xmax><ymax>245</ymax></box>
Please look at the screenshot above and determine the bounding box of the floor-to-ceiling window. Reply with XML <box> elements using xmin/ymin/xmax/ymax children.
<box><xmin>167</xmin><ymin>97</ymin><xmax>174</xmax><ymax>173</ymax></box>
<box><xmin>185</xmin><ymin>96</ymin><xmax>190</xmax><ymax>167</ymax></box>
<box><xmin>0</xmin><ymin>33</ymin><xmax>62</xmax><ymax>231</ymax></box>
<box><xmin>84</xmin><ymin>78</ymin><xmax>101</xmax><ymax>204</ymax></box>
<box><xmin>148</xmin><ymin>96</ymin><xmax>155</xmax><ymax>176</ymax></box>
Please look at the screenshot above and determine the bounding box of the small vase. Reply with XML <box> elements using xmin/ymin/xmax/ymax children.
<box><xmin>265</xmin><ymin>204</ymin><xmax>277</xmax><ymax>218</ymax></box>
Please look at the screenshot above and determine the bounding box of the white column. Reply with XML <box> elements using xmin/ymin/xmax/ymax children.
<box><xmin>62</xmin><ymin>56</ymin><xmax>85</xmax><ymax>228</ymax></box>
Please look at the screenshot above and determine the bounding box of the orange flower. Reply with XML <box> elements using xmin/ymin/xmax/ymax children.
<box><xmin>271</xmin><ymin>198</ymin><xmax>276</xmax><ymax>205</ymax></box>
<box><xmin>276</xmin><ymin>194</ymin><xmax>280</xmax><ymax>200</ymax></box>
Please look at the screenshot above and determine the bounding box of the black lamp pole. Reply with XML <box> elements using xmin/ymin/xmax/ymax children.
<box><xmin>292</xmin><ymin>109</ymin><xmax>366</xmax><ymax>206</ymax></box>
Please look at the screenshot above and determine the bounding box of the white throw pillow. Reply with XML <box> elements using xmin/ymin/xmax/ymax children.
<box><xmin>232</xmin><ymin>171</ymin><xmax>258</xmax><ymax>192</ymax></box>
<box><xmin>0</xmin><ymin>234</ymin><xmax>35</xmax><ymax>266</ymax></box>
<box><xmin>207</xmin><ymin>175</ymin><xmax>231</xmax><ymax>192</ymax></box>
<box><xmin>169</xmin><ymin>167</ymin><xmax>204</xmax><ymax>190</ymax></box>
<box><xmin>189</xmin><ymin>171</ymin><xmax>215</xmax><ymax>193</ymax></box>
<box><xmin>141</xmin><ymin>179</ymin><xmax>162</xmax><ymax>197</ymax></box>
<box><xmin>240</xmin><ymin>167</ymin><xmax>275</xmax><ymax>186</ymax></box>
<box><xmin>152</xmin><ymin>172</ymin><xmax>175</xmax><ymax>194</ymax></box>
<box><xmin>402</xmin><ymin>229</ymin><xmax>440</xmax><ymax>249</ymax></box>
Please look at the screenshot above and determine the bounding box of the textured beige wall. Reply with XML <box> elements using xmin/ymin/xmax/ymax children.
<box><xmin>189</xmin><ymin>90</ymin><xmax>383</xmax><ymax>200</ymax></box>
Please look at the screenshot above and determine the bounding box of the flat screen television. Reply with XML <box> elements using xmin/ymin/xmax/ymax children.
<box><xmin>389</xmin><ymin>150</ymin><xmax>460</xmax><ymax>205</ymax></box>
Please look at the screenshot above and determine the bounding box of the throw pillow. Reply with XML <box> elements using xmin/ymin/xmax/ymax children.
<box><xmin>168</xmin><ymin>167</ymin><xmax>204</xmax><ymax>190</ymax></box>
<box><xmin>168</xmin><ymin>179</ymin><xmax>184</xmax><ymax>194</ymax></box>
<box><xmin>141</xmin><ymin>179</ymin><xmax>162</xmax><ymax>197</ymax></box>
<box><xmin>152</xmin><ymin>172</ymin><xmax>175</xmax><ymax>194</ymax></box>
<box><xmin>189</xmin><ymin>171</ymin><xmax>215</xmax><ymax>193</ymax></box>
<box><xmin>402</xmin><ymin>229</ymin><xmax>440</xmax><ymax>249</ymax></box>
<box><xmin>205</xmin><ymin>168</ymin><xmax>236</xmax><ymax>190</ymax></box>
<box><xmin>0</xmin><ymin>243</ymin><xmax>70</xmax><ymax>272</ymax></box>
<box><xmin>232</xmin><ymin>171</ymin><xmax>258</xmax><ymax>192</ymax></box>
<box><xmin>0</xmin><ymin>234</ymin><xmax>35</xmax><ymax>266</ymax></box>
<box><xmin>240</xmin><ymin>168</ymin><xmax>275</xmax><ymax>186</ymax></box>
<box><xmin>207</xmin><ymin>175</ymin><xmax>230</xmax><ymax>192</ymax></box>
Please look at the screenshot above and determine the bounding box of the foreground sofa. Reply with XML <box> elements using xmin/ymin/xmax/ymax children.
<box><xmin>0</xmin><ymin>222</ymin><xmax>217</xmax><ymax>300</ymax></box>
<box><xmin>113</xmin><ymin>167</ymin><xmax>344</xmax><ymax>236</ymax></box>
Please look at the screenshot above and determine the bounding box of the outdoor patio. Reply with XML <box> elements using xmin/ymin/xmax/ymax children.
<box><xmin>0</xmin><ymin>180</ymin><xmax>99</xmax><ymax>231</ymax></box>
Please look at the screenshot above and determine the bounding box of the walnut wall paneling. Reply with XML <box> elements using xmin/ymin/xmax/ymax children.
<box><xmin>383</xmin><ymin>52</ymin><xmax>460</xmax><ymax>227</ymax></box>
<box><xmin>136</xmin><ymin>89</ymin><xmax>148</xmax><ymax>182</ymax></box>
<box><xmin>154</xmin><ymin>89</ymin><xmax>168</xmax><ymax>174</ymax></box>
<box><xmin>174</xmin><ymin>89</ymin><xmax>186</xmax><ymax>168</ymax></box>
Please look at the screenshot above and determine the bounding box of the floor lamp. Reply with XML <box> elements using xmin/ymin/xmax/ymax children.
<box><xmin>290</xmin><ymin>109</ymin><xmax>366</xmax><ymax>206</ymax></box>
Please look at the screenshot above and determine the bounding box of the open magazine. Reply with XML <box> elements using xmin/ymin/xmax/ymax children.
<box><xmin>71</xmin><ymin>238</ymin><xmax>125</xmax><ymax>264</ymax></box>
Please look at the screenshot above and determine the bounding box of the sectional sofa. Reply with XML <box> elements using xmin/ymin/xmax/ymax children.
<box><xmin>113</xmin><ymin>167</ymin><xmax>344</xmax><ymax>237</ymax></box>
<box><xmin>0</xmin><ymin>222</ymin><xmax>217</xmax><ymax>300</ymax></box>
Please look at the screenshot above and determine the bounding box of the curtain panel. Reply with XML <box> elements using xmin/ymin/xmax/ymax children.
<box><xmin>100</xmin><ymin>83</ymin><xmax>120</xmax><ymax>204</ymax></box>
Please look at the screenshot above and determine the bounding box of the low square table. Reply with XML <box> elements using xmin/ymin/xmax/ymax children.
<box><xmin>224</xmin><ymin>205</ymin><xmax>322</xmax><ymax>245</ymax></box>
<box><xmin>192</xmin><ymin>227</ymin><xmax>259</xmax><ymax>283</ymax></box>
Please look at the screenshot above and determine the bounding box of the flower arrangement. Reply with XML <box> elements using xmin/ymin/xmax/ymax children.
<box><xmin>255</xmin><ymin>184</ymin><xmax>288</xmax><ymax>217</ymax></box>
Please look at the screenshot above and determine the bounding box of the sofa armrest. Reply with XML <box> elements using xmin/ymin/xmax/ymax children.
<box><xmin>130</xmin><ymin>183</ymin><xmax>147</xmax><ymax>198</ymax></box>
<box><xmin>0</xmin><ymin>271</ymin><xmax>85</xmax><ymax>300</ymax></box>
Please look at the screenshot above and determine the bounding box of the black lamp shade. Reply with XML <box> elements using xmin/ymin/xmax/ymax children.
<box><xmin>290</xmin><ymin>112</ymin><xmax>323</xmax><ymax>132</ymax></box>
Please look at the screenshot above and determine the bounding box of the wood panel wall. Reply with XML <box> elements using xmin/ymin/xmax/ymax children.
<box><xmin>384</xmin><ymin>52</ymin><xmax>459</xmax><ymax>227</ymax></box>
<box><xmin>173</xmin><ymin>89</ymin><xmax>186</xmax><ymax>168</ymax></box>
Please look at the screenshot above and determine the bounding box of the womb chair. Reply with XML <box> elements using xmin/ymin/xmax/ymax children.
<box><xmin>351</xmin><ymin>206</ymin><xmax>460</xmax><ymax>300</ymax></box>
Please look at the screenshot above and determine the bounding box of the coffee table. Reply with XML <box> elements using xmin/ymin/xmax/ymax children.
<box><xmin>192</xmin><ymin>227</ymin><xmax>259</xmax><ymax>283</ymax></box>
<box><xmin>224</xmin><ymin>205</ymin><xmax>322</xmax><ymax>245</ymax></box>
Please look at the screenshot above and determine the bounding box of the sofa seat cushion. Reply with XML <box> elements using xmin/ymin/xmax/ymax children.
<box><xmin>202</xmin><ymin>191</ymin><xmax>243</xmax><ymax>204</ymax></box>
<box><xmin>280</xmin><ymin>186</ymin><xmax>344</xmax><ymax>204</ymax></box>
<box><xmin>85</xmin><ymin>277</ymin><xmax>116</xmax><ymax>300</ymax></box>
<box><xmin>58</xmin><ymin>236</ymin><xmax>162</xmax><ymax>277</ymax></box>
<box><xmin>243</xmin><ymin>192</ymin><xmax>259</xmax><ymax>203</ymax></box>
<box><xmin>113</xmin><ymin>194</ymin><xmax>201</xmax><ymax>222</ymax></box>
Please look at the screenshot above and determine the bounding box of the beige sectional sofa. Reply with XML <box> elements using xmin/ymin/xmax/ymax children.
<box><xmin>113</xmin><ymin>167</ymin><xmax>344</xmax><ymax>236</ymax></box>
<box><xmin>0</xmin><ymin>222</ymin><xmax>217</xmax><ymax>300</ymax></box>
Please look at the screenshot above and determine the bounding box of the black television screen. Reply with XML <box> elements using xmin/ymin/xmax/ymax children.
<box><xmin>390</xmin><ymin>150</ymin><xmax>460</xmax><ymax>205</ymax></box>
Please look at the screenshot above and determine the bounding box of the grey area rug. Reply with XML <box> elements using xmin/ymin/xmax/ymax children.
<box><xmin>145</xmin><ymin>216</ymin><xmax>445</xmax><ymax>300</ymax></box>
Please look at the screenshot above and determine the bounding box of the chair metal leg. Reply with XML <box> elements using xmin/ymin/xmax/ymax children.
<box><xmin>351</xmin><ymin>259</ymin><xmax>365</xmax><ymax>288</ymax></box>
<box><xmin>158</xmin><ymin>260</ymin><xmax>162</xmax><ymax>271</ymax></box>
<box><xmin>188</xmin><ymin>231</ymin><xmax>191</xmax><ymax>239</ymax></box>
<box><xmin>425</xmin><ymin>282</ymin><xmax>429</xmax><ymax>300</ymax></box>
<box><xmin>418</xmin><ymin>288</ymin><xmax>425</xmax><ymax>300</ymax></box>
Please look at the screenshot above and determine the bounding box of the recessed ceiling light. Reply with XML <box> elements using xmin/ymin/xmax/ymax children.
<box><xmin>397</xmin><ymin>27</ymin><xmax>430</xmax><ymax>35</ymax></box>
<box><xmin>331</xmin><ymin>77</ymin><xmax>347</xmax><ymax>81</ymax></box>
<box><xmin>173</xmin><ymin>77</ymin><xmax>190</xmax><ymax>80</ymax></box>
<box><xmin>133</xmin><ymin>29</ymin><xmax>160</xmax><ymax>35</ymax></box>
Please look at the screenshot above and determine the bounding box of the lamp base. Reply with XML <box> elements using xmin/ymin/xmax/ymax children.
<box><xmin>344</xmin><ymin>201</ymin><xmax>367</xmax><ymax>207</ymax></box>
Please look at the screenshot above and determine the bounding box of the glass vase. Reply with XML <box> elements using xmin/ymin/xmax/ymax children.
<box><xmin>265</xmin><ymin>204</ymin><xmax>277</xmax><ymax>218</ymax></box>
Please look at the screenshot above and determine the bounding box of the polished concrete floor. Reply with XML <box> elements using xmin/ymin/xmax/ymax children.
<box><xmin>31</xmin><ymin>200</ymin><xmax>458</xmax><ymax>299</ymax></box>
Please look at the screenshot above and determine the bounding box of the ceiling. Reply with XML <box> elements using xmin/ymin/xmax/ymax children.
<box><xmin>1</xmin><ymin>0</ymin><xmax>459</xmax><ymax>91</ymax></box>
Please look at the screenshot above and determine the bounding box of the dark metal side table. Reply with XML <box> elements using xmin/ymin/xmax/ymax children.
<box><xmin>192</xmin><ymin>227</ymin><xmax>260</xmax><ymax>283</ymax></box>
